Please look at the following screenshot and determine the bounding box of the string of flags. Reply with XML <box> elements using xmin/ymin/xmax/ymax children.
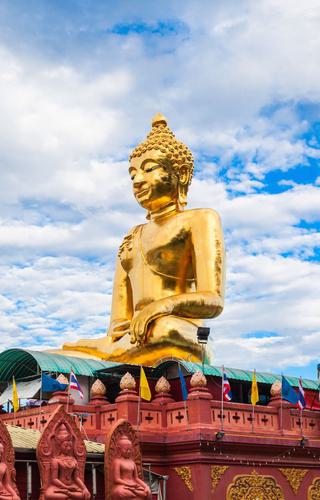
<box><xmin>9</xmin><ymin>370</ymin><xmax>85</xmax><ymax>409</ymax></box>
<box><xmin>7</xmin><ymin>364</ymin><xmax>311</xmax><ymax>411</ymax></box>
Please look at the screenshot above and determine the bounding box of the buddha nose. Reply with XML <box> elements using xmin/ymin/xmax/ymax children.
<box><xmin>133</xmin><ymin>171</ymin><xmax>146</xmax><ymax>189</ymax></box>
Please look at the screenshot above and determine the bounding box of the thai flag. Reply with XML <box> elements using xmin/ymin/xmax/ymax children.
<box><xmin>223</xmin><ymin>370</ymin><xmax>232</xmax><ymax>402</ymax></box>
<box><xmin>297</xmin><ymin>376</ymin><xmax>306</xmax><ymax>410</ymax></box>
<box><xmin>69</xmin><ymin>370</ymin><xmax>84</xmax><ymax>399</ymax></box>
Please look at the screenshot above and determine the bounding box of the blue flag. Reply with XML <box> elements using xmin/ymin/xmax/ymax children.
<box><xmin>281</xmin><ymin>375</ymin><xmax>299</xmax><ymax>405</ymax></box>
<box><xmin>41</xmin><ymin>373</ymin><xmax>68</xmax><ymax>393</ymax></box>
<box><xmin>178</xmin><ymin>365</ymin><xmax>188</xmax><ymax>401</ymax></box>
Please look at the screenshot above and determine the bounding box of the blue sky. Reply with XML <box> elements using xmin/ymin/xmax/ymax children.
<box><xmin>0</xmin><ymin>0</ymin><xmax>319</xmax><ymax>379</ymax></box>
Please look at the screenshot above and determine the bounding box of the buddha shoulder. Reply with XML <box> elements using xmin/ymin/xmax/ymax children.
<box><xmin>181</xmin><ymin>207</ymin><xmax>222</xmax><ymax>229</ymax></box>
<box><xmin>118</xmin><ymin>224</ymin><xmax>142</xmax><ymax>259</ymax></box>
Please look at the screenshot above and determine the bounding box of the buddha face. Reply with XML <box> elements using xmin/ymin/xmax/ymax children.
<box><xmin>129</xmin><ymin>150</ymin><xmax>179</xmax><ymax>213</ymax></box>
<box><xmin>0</xmin><ymin>443</ymin><xmax>3</xmax><ymax>460</ymax></box>
<box><xmin>58</xmin><ymin>437</ymin><xmax>73</xmax><ymax>455</ymax></box>
<box><xmin>118</xmin><ymin>438</ymin><xmax>133</xmax><ymax>459</ymax></box>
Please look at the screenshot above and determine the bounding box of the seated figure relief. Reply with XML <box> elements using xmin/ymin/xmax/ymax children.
<box><xmin>0</xmin><ymin>421</ymin><xmax>20</xmax><ymax>500</ymax></box>
<box><xmin>105</xmin><ymin>420</ymin><xmax>151</xmax><ymax>500</ymax></box>
<box><xmin>63</xmin><ymin>113</ymin><xmax>225</xmax><ymax>365</ymax></box>
<box><xmin>37</xmin><ymin>407</ymin><xmax>90</xmax><ymax>500</ymax></box>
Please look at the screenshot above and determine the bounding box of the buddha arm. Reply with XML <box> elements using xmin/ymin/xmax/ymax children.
<box><xmin>112</xmin><ymin>460</ymin><xmax>132</xmax><ymax>486</ymax></box>
<box><xmin>50</xmin><ymin>461</ymin><xmax>68</xmax><ymax>490</ymax></box>
<box><xmin>3</xmin><ymin>469</ymin><xmax>18</xmax><ymax>497</ymax></box>
<box><xmin>133</xmin><ymin>464</ymin><xmax>149</xmax><ymax>490</ymax></box>
<box><xmin>131</xmin><ymin>209</ymin><xmax>225</xmax><ymax>343</ymax></box>
<box><xmin>73</xmin><ymin>468</ymin><xmax>86</xmax><ymax>489</ymax></box>
<box><xmin>107</xmin><ymin>256</ymin><xmax>133</xmax><ymax>339</ymax></box>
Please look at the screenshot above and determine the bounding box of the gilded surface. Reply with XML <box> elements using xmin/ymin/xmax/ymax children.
<box><xmin>279</xmin><ymin>467</ymin><xmax>308</xmax><ymax>494</ymax></box>
<box><xmin>63</xmin><ymin>113</ymin><xmax>225</xmax><ymax>365</ymax></box>
<box><xmin>308</xmin><ymin>478</ymin><xmax>320</xmax><ymax>499</ymax></box>
<box><xmin>211</xmin><ymin>465</ymin><xmax>228</xmax><ymax>493</ymax></box>
<box><xmin>227</xmin><ymin>470</ymin><xmax>284</xmax><ymax>500</ymax></box>
<box><xmin>174</xmin><ymin>466</ymin><xmax>193</xmax><ymax>492</ymax></box>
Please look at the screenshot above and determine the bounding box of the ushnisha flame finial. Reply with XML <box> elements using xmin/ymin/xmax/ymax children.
<box><xmin>151</xmin><ymin>112</ymin><xmax>168</xmax><ymax>127</ymax></box>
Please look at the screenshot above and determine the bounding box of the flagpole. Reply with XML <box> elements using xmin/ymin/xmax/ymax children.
<box><xmin>280</xmin><ymin>373</ymin><xmax>283</xmax><ymax>434</ymax></box>
<box><xmin>251</xmin><ymin>370</ymin><xmax>255</xmax><ymax>433</ymax></box>
<box><xmin>178</xmin><ymin>362</ymin><xmax>189</xmax><ymax>426</ymax></box>
<box><xmin>221</xmin><ymin>366</ymin><xmax>224</xmax><ymax>432</ymax></box>
<box><xmin>39</xmin><ymin>368</ymin><xmax>43</xmax><ymax>430</ymax></box>
<box><xmin>299</xmin><ymin>377</ymin><xmax>303</xmax><ymax>435</ymax></box>
<box><xmin>66</xmin><ymin>371</ymin><xmax>71</xmax><ymax>414</ymax></box>
<box><xmin>136</xmin><ymin>367</ymin><xmax>142</xmax><ymax>430</ymax></box>
<box><xmin>181</xmin><ymin>363</ymin><xmax>189</xmax><ymax>427</ymax></box>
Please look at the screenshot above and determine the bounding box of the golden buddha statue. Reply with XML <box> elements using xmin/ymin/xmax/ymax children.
<box><xmin>63</xmin><ymin>113</ymin><xmax>225</xmax><ymax>365</ymax></box>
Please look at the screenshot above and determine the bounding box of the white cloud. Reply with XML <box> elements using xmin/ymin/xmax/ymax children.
<box><xmin>0</xmin><ymin>1</ymin><xmax>319</xmax><ymax>375</ymax></box>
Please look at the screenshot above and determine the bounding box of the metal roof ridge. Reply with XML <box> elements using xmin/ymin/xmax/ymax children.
<box><xmin>159</xmin><ymin>360</ymin><xmax>318</xmax><ymax>388</ymax></box>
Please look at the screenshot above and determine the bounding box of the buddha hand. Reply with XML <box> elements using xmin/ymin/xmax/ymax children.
<box><xmin>130</xmin><ymin>299</ymin><xmax>172</xmax><ymax>345</ymax></box>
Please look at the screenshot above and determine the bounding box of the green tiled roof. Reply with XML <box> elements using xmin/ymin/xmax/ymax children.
<box><xmin>154</xmin><ymin>360</ymin><xmax>319</xmax><ymax>390</ymax></box>
<box><xmin>0</xmin><ymin>348</ymin><xmax>120</xmax><ymax>381</ymax></box>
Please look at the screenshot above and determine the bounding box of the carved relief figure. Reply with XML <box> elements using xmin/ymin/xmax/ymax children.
<box><xmin>64</xmin><ymin>113</ymin><xmax>225</xmax><ymax>365</ymax></box>
<box><xmin>105</xmin><ymin>420</ymin><xmax>151</xmax><ymax>500</ymax></box>
<box><xmin>37</xmin><ymin>406</ymin><xmax>90</xmax><ymax>500</ymax></box>
<box><xmin>227</xmin><ymin>471</ymin><xmax>284</xmax><ymax>500</ymax></box>
<box><xmin>0</xmin><ymin>421</ymin><xmax>20</xmax><ymax>500</ymax></box>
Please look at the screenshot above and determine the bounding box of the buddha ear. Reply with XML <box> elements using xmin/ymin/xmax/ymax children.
<box><xmin>179</xmin><ymin>164</ymin><xmax>190</xmax><ymax>186</ymax></box>
<box><xmin>177</xmin><ymin>164</ymin><xmax>190</xmax><ymax>208</ymax></box>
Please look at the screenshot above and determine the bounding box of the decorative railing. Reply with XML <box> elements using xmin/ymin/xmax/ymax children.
<box><xmin>211</xmin><ymin>401</ymin><xmax>279</xmax><ymax>433</ymax></box>
<box><xmin>2</xmin><ymin>393</ymin><xmax>320</xmax><ymax>440</ymax></box>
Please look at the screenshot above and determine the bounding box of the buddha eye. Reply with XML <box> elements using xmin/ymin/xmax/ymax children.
<box><xmin>145</xmin><ymin>164</ymin><xmax>159</xmax><ymax>173</ymax></box>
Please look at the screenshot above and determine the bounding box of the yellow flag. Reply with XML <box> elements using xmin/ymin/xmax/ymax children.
<box><xmin>251</xmin><ymin>370</ymin><xmax>259</xmax><ymax>406</ymax></box>
<box><xmin>140</xmin><ymin>367</ymin><xmax>151</xmax><ymax>401</ymax></box>
<box><xmin>12</xmin><ymin>377</ymin><xmax>19</xmax><ymax>412</ymax></box>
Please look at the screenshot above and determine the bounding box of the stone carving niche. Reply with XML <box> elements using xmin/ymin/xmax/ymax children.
<box><xmin>0</xmin><ymin>420</ymin><xmax>20</xmax><ymax>500</ymax></box>
<box><xmin>36</xmin><ymin>405</ymin><xmax>90</xmax><ymax>500</ymax></box>
<box><xmin>105</xmin><ymin>419</ymin><xmax>151</xmax><ymax>500</ymax></box>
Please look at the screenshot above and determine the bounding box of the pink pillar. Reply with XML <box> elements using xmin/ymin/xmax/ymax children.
<box><xmin>115</xmin><ymin>389</ymin><xmax>139</xmax><ymax>425</ymax></box>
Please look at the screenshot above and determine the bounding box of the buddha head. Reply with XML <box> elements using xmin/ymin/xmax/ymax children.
<box><xmin>129</xmin><ymin>113</ymin><xmax>194</xmax><ymax>217</ymax></box>
<box><xmin>117</xmin><ymin>435</ymin><xmax>133</xmax><ymax>459</ymax></box>
<box><xmin>55</xmin><ymin>424</ymin><xmax>73</xmax><ymax>455</ymax></box>
<box><xmin>0</xmin><ymin>442</ymin><xmax>4</xmax><ymax>461</ymax></box>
